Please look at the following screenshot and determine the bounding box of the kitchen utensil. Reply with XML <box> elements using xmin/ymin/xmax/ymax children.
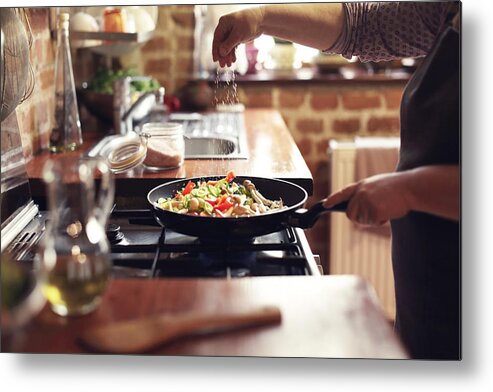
<box><xmin>79</xmin><ymin>305</ymin><xmax>282</xmax><ymax>353</ymax></box>
<box><xmin>147</xmin><ymin>176</ymin><xmax>347</xmax><ymax>240</ymax></box>
<box><xmin>37</xmin><ymin>157</ymin><xmax>115</xmax><ymax>316</ymax></box>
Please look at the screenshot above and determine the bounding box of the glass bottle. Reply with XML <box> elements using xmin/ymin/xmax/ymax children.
<box><xmin>49</xmin><ymin>12</ymin><xmax>83</xmax><ymax>153</ymax></box>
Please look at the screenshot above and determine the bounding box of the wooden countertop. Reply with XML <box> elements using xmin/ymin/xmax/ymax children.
<box><xmin>26</xmin><ymin>109</ymin><xmax>313</xmax><ymax>208</ymax></box>
<box><xmin>2</xmin><ymin>275</ymin><xmax>408</xmax><ymax>358</ymax></box>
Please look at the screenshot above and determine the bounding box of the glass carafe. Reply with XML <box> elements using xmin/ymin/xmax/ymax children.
<box><xmin>36</xmin><ymin>157</ymin><xmax>114</xmax><ymax>316</ymax></box>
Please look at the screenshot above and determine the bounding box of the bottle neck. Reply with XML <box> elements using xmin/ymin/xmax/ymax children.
<box><xmin>58</xmin><ymin>21</ymin><xmax>69</xmax><ymax>39</ymax></box>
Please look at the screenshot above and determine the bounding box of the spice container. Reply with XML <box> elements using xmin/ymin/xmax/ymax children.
<box><xmin>141</xmin><ymin>122</ymin><xmax>184</xmax><ymax>171</ymax></box>
<box><xmin>103</xmin><ymin>8</ymin><xmax>128</xmax><ymax>33</ymax></box>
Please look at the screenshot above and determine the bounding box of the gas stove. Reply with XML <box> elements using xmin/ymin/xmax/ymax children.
<box><xmin>5</xmin><ymin>208</ymin><xmax>321</xmax><ymax>278</ymax></box>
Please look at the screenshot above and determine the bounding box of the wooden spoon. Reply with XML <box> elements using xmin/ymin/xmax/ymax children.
<box><xmin>78</xmin><ymin>306</ymin><xmax>282</xmax><ymax>354</ymax></box>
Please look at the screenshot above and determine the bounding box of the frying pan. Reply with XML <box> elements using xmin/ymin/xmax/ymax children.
<box><xmin>147</xmin><ymin>176</ymin><xmax>347</xmax><ymax>240</ymax></box>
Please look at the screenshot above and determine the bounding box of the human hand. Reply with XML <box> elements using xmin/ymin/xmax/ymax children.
<box><xmin>212</xmin><ymin>7</ymin><xmax>264</xmax><ymax>68</ymax></box>
<box><xmin>323</xmin><ymin>172</ymin><xmax>413</xmax><ymax>226</ymax></box>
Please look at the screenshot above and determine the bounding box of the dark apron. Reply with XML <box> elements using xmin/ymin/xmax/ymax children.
<box><xmin>391</xmin><ymin>24</ymin><xmax>460</xmax><ymax>359</ymax></box>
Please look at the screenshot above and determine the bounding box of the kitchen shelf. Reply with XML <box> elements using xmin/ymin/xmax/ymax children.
<box><xmin>52</xmin><ymin>29</ymin><xmax>155</xmax><ymax>57</ymax></box>
<box><xmin>69</xmin><ymin>30</ymin><xmax>154</xmax><ymax>43</ymax></box>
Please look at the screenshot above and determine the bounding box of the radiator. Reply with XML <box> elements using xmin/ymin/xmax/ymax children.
<box><xmin>328</xmin><ymin>140</ymin><xmax>398</xmax><ymax>320</ymax></box>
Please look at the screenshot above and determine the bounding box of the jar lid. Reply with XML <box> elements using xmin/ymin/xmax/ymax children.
<box><xmin>140</xmin><ymin>122</ymin><xmax>183</xmax><ymax>138</ymax></box>
<box><xmin>106</xmin><ymin>136</ymin><xmax>147</xmax><ymax>173</ymax></box>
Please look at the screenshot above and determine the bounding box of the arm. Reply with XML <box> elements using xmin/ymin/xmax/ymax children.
<box><xmin>328</xmin><ymin>2</ymin><xmax>453</xmax><ymax>62</ymax></box>
<box><xmin>323</xmin><ymin>165</ymin><xmax>459</xmax><ymax>225</ymax></box>
<box><xmin>406</xmin><ymin>165</ymin><xmax>460</xmax><ymax>221</ymax></box>
<box><xmin>259</xmin><ymin>4</ymin><xmax>344</xmax><ymax>50</ymax></box>
<box><xmin>212</xmin><ymin>4</ymin><xmax>344</xmax><ymax>67</ymax></box>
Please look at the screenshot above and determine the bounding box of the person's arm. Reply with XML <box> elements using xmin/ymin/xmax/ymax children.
<box><xmin>259</xmin><ymin>4</ymin><xmax>344</xmax><ymax>50</ymax></box>
<box><xmin>328</xmin><ymin>2</ymin><xmax>453</xmax><ymax>62</ymax></box>
<box><xmin>405</xmin><ymin>165</ymin><xmax>460</xmax><ymax>221</ymax></box>
<box><xmin>323</xmin><ymin>165</ymin><xmax>459</xmax><ymax>225</ymax></box>
<box><xmin>212</xmin><ymin>4</ymin><xmax>344</xmax><ymax>67</ymax></box>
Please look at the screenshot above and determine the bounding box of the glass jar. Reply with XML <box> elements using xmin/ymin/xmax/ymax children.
<box><xmin>141</xmin><ymin>122</ymin><xmax>184</xmax><ymax>171</ymax></box>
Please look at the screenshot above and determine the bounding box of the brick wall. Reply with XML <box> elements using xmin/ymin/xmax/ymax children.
<box><xmin>238</xmin><ymin>83</ymin><xmax>403</xmax><ymax>171</ymax></box>
<box><xmin>14</xmin><ymin>8</ymin><xmax>56</xmax><ymax>158</ymax></box>
<box><xmin>121</xmin><ymin>5</ymin><xmax>195</xmax><ymax>96</ymax></box>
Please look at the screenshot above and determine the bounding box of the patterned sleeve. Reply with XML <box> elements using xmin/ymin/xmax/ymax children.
<box><xmin>326</xmin><ymin>1</ymin><xmax>452</xmax><ymax>62</ymax></box>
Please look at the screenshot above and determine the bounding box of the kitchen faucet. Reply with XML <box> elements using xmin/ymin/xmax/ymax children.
<box><xmin>113</xmin><ymin>76</ymin><xmax>165</xmax><ymax>135</ymax></box>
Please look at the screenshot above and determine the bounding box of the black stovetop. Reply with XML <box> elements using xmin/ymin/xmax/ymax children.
<box><xmin>7</xmin><ymin>209</ymin><xmax>319</xmax><ymax>278</ymax></box>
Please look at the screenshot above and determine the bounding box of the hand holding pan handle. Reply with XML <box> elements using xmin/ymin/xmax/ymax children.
<box><xmin>288</xmin><ymin>199</ymin><xmax>348</xmax><ymax>229</ymax></box>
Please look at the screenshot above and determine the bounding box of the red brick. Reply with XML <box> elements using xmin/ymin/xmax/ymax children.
<box><xmin>44</xmin><ymin>38</ymin><xmax>55</xmax><ymax>64</ymax></box>
<box><xmin>383</xmin><ymin>89</ymin><xmax>403</xmax><ymax>109</ymax></box>
<box><xmin>27</xmin><ymin>8</ymin><xmax>49</xmax><ymax>32</ymax></box>
<box><xmin>279</xmin><ymin>90</ymin><xmax>305</xmax><ymax>108</ymax></box>
<box><xmin>141</xmin><ymin>37</ymin><xmax>170</xmax><ymax>53</ymax></box>
<box><xmin>367</xmin><ymin>116</ymin><xmax>400</xmax><ymax>133</ymax></box>
<box><xmin>32</xmin><ymin>38</ymin><xmax>45</xmax><ymax>64</ymax></box>
<box><xmin>342</xmin><ymin>92</ymin><xmax>381</xmax><ymax>110</ymax></box>
<box><xmin>157</xmin><ymin>79</ymin><xmax>174</xmax><ymax>94</ymax></box>
<box><xmin>243</xmin><ymin>90</ymin><xmax>273</xmax><ymax>108</ymax></box>
<box><xmin>310</xmin><ymin>92</ymin><xmax>338</xmax><ymax>110</ymax></box>
<box><xmin>144</xmin><ymin>58</ymin><xmax>171</xmax><ymax>75</ymax></box>
<box><xmin>171</xmin><ymin>11</ymin><xmax>195</xmax><ymax>29</ymax></box>
<box><xmin>296</xmin><ymin>118</ymin><xmax>324</xmax><ymax>134</ymax></box>
<box><xmin>332</xmin><ymin>118</ymin><xmax>361</xmax><ymax>134</ymax></box>
<box><xmin>177</xmin><ymin>35</ymin><xmax>194</xmax><ymax>52</ymax></box>
<box><xmin>317</xmin><ymin>138</ymin><xmax>331</xmax><ymax>154</ymax></box>
<box><xmin>176</xmin><ymin>56</ymin><xmax>193</xmax><ymax>74</ymax></box>
<box><xmin>39</xmin><ymin>69</ymin><xmax>54</xmax><ymax>89</ymax></box>
<box><xmin>297</xmin><ymin>138</ymin><xmax>313</xmax><ymax>156</ymax></box>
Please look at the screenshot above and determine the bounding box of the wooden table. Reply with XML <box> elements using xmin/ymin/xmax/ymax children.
<box><xmin>26</xmin><ymin>109</ymin><xmax>313</xmax><ymax>208</ymax></box>
<box><xmin>3</xmin><ymin>276</ymin><xmax>408</xmax><ymax>358</ymax></box>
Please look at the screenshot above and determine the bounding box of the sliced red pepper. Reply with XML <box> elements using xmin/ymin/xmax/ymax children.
<box><xmin>205</xmin><ymin>198</ymin><xmax>217</xmax><ymax>206</ymax></box>
<box><xmin>214</xmin><ymin>197</ymin><xmax>234</xmax><ymax>212</ymax></box>
<box><xmin>225</xmin><ymin>170</ymin><xmax>236</xmax><ymax>183</ymax></box>
<box><xmin>181</xmin><ymin>180</ymin><xmax>195</xmax><ymax>196</ymax></box>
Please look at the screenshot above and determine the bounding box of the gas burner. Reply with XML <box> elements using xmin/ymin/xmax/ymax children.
<box><xmin>106</xmin><ymin>223</ymin><xmax>124</xmax><ymax>244</ymax></box>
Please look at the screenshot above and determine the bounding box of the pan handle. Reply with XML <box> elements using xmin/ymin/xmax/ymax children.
<box><xmin>288</xmin><ymin>199</ymin><xmax>348</xmax><ymax>229</ymax></box>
